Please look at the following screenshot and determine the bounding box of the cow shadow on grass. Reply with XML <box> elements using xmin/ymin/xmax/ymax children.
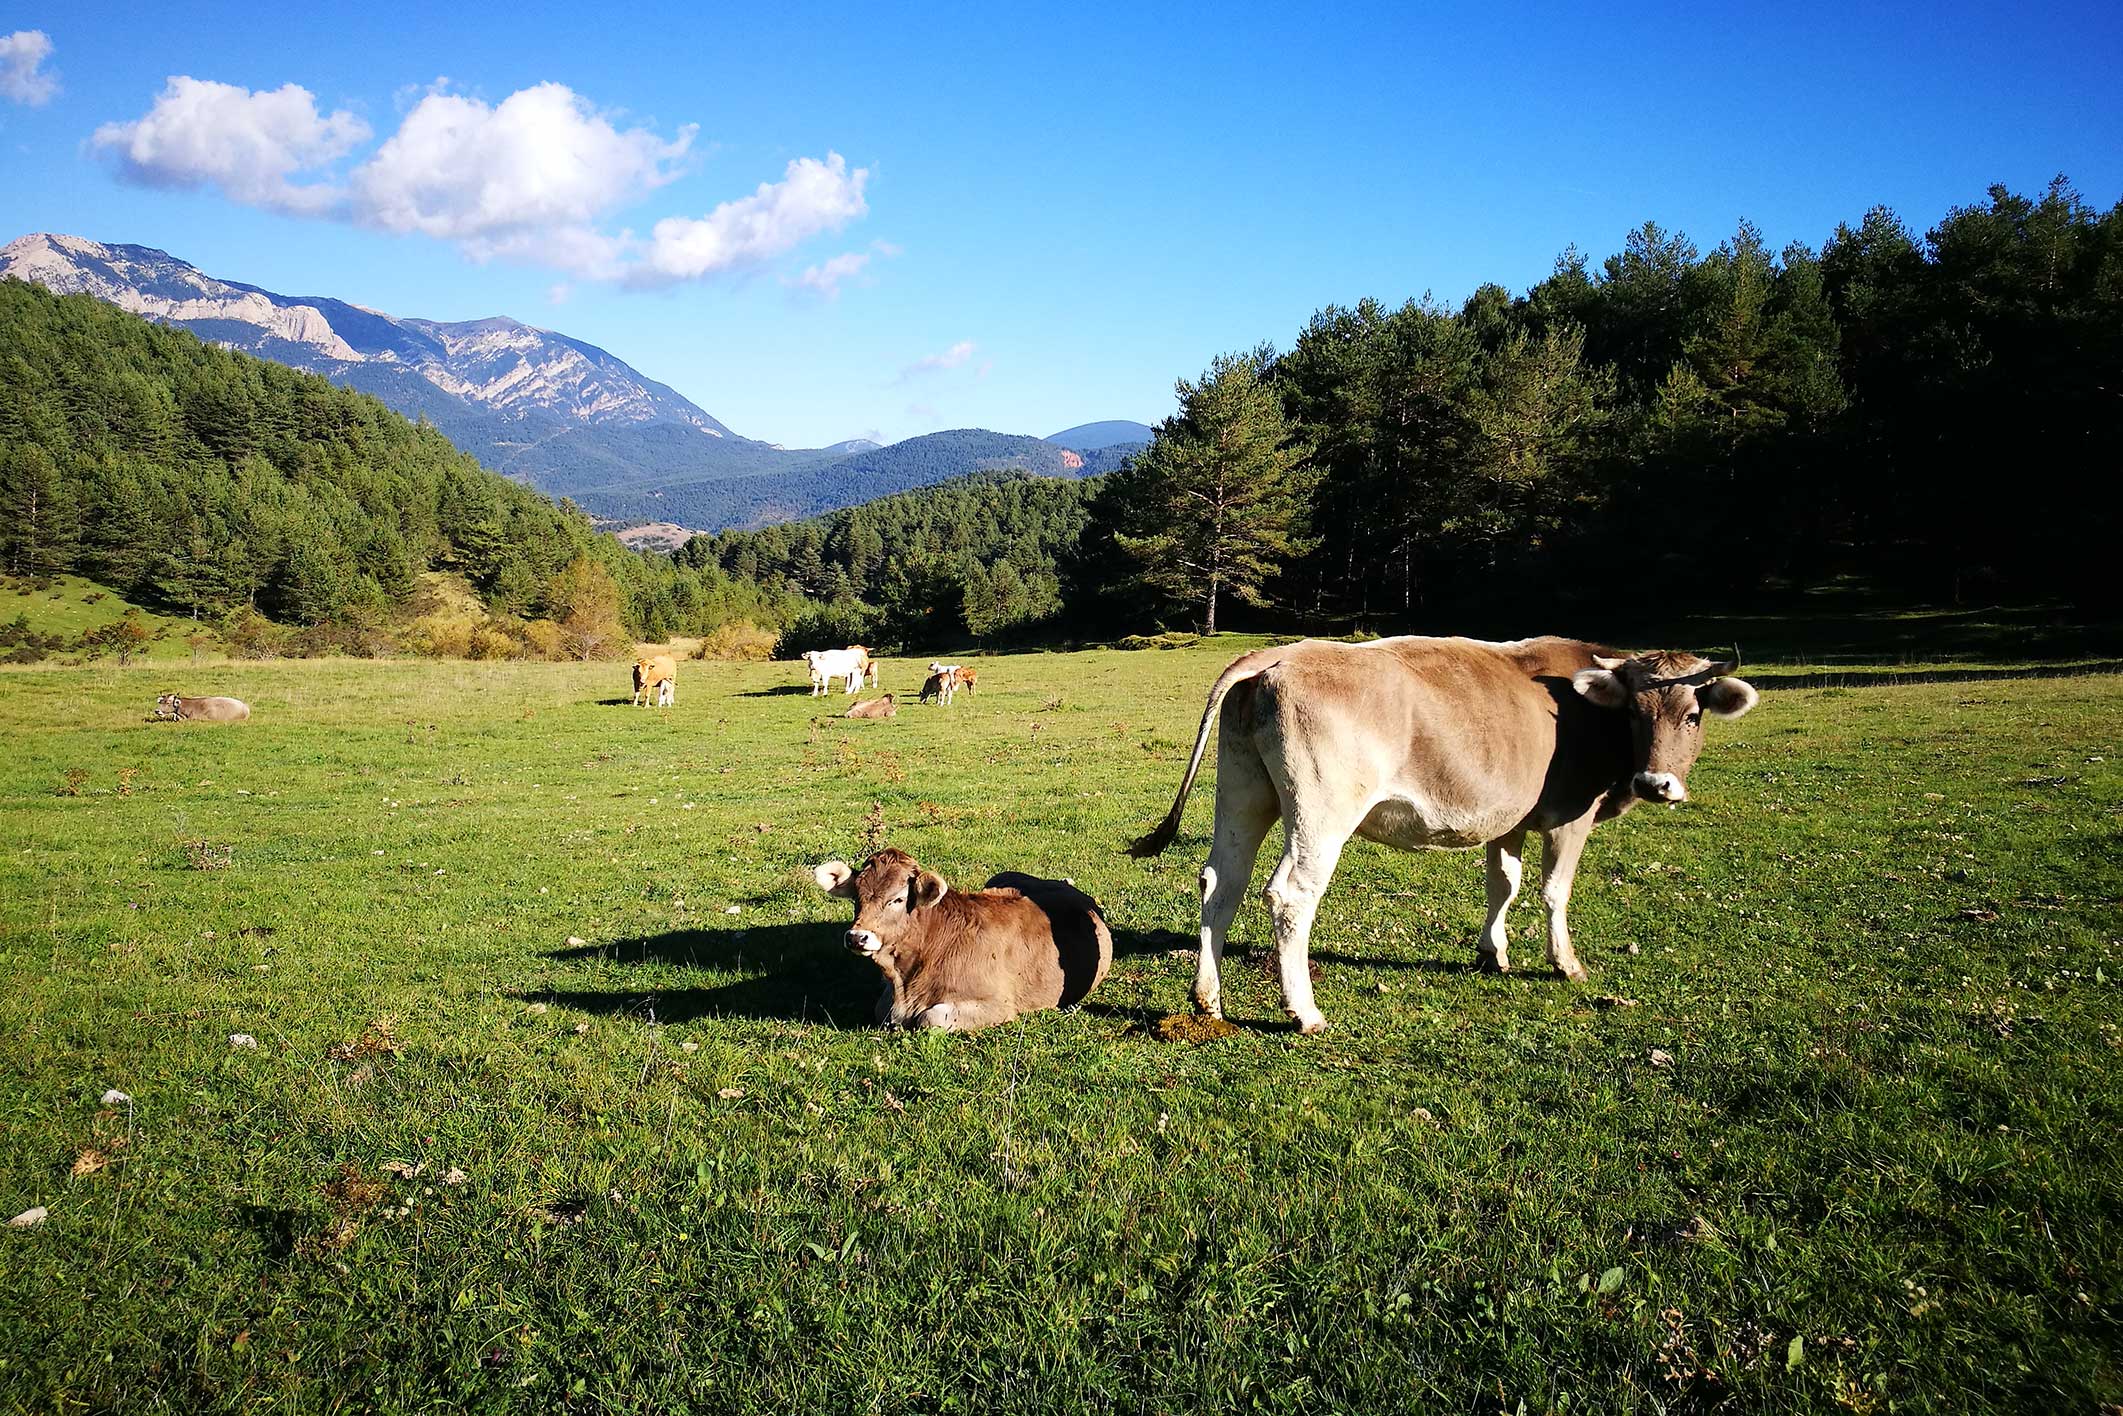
<box><xmin>1111</xmin><ymin>924</ymin><xmax>1493</xmax><ymax>975</ymax></box>
<box><xmin>535</xmin><ymin>922</ymin><xmax>877</xmax><ymax>1028</ymax></box>
<box><xmin>736</xmin><ymin>685</ymin><xmax>816</xmax><ymax>698</ymax></box>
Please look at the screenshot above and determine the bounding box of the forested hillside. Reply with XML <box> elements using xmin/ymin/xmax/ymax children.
<box><xmin>680</xmin><ymin>471</ymin><xmax>1099</xmax><ymax>649</ymax></box>
<box><xmin>0</xmin><ymin>280</ymin><xmax>791</xmax><ymax>653</ymax></box>
<box><xmin>1081</xmin><ymin>177</ymin><xmax>2123</xmax><ymax>631</ymax></box>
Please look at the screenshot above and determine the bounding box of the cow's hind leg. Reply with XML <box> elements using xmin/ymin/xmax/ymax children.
<box><xmin>1477</xmin><ymin>830</ymin><xmax>1527</xmax><ymax>973</ymax></box>
<box><xmin>1261</xmin><ymin>811</ymin><xmax>1359</xmax><ymax>1034</ymax></box>
<box><xmin>1539</xmin><ymin>820</ymin><xmax>1593</xmax><ymax>982</ymax></box>
<box><xmin>1194</xmin><ymin>745</ymin><xmax>1278</xmax><ymax>1019</ymax></box>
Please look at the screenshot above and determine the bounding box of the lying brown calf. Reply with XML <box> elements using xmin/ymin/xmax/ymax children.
<box><xmin>813</xmin><ymin>847</ymin><xmax>1112</xmax><ymax>1030</ymax></box>
<box><xmin>844</xmin><ymin>694</ymin><xmax>897</xmax><ymax>719</ymax></box>
<box><xmin>152</xmin><ymin>693</ymin><xmax>251</xmax><ymax>723</ymax></box>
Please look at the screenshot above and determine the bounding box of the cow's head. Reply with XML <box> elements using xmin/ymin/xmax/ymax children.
<box><xmin>1572</xmin><ymin>651</ymin><xmax>1757</xmax><ymax>803</ymax></box>
<box><xmin>814</xmin><ymin>848</ymin><xmax>949</xmax><ymax>958</ymax></box>
<box><xmin>155</xmin><ymin>693</ymin><xmax>181</xmax><ymax>717</ymax></box>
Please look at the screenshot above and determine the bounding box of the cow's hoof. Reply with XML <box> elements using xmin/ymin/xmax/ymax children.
<box><xmin>1477</xmin><ymin>953</ymin><xmax>1509</xmax><ymax>974</ymax></box>
<box><xmin>1558</xmin><ymin>964</ymin><xmax>1589</xmax><ymax>983</ymax></box>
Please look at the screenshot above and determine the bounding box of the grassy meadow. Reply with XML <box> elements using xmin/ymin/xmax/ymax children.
<box><xmin>0</xmin><ymin>641</ymin><xmax>2117</xmax><ymax>1413</ymax></box>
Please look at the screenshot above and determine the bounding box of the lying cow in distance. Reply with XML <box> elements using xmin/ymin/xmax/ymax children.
<box><xmin>151</xmin><ymin>693</ymin><xmax>250</xmax><ymax>723</ymax></box>
<box><xmin>845</xmin><ymin>694</ymin><xmax>897</xmax><ymax>719</ymax></box>
<box><xmin>631</xmin><ymin>654</ymin><xmax>676</xmax><ymax>707</ymax></box>
<box><xmin>1131</xmin><ymin>637</ymin><xmax>1758</xmax><ymax>1032</ymax></box>
<box><xmin>814</xmin><ymin>848</ymin><xmax>1112</xmax><ymax>1031</ymax></box>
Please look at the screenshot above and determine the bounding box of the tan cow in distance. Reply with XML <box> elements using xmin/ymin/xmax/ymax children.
<box><xmin>1131</xmin><ymin>636</ymin><xmax>1757</xmax><ymax>1032</ymax></box>
<box><xmin>152</xmin><ymin>693</ymin><xmax>250</xmax><ymax>723</ymax></box>
<box><xmin>814</xmin><ymin>848</ymin><xmax>1112</xmax><ymax>1031</ymax></box>
<box><xmin>844</xmin><ymin>694</ymin><xmax>897</xmax><ymax>719</ymax></box>
<box><xmin>631</xmin><ymin>654</ymin><xmax>676</xmax><ymax>707</ymax></box>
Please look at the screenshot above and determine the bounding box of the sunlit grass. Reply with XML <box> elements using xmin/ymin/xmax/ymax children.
<box><xmin>0</xmin><ymin>645</ymin><xmax>2116</xmax><ymax>1412</ymax></box>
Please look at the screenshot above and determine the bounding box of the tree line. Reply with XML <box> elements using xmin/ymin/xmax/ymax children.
<box><xmin>1082</xmin><ymin>177</ymin><xmax>2122</xmax><ymax>632</ymax></box>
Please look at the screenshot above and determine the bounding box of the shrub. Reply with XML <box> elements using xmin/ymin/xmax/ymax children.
<box><xmin>697</xmin><ymin>620</ymin><xmax>777</xmax><ymax>661</ymax></box>
<box><xmin>222</xmin><ymin>608</ymin><xmax>285</xmax><ymax>660</ymax></box>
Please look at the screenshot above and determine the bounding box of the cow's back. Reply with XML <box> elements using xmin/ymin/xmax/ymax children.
<box><xmin>983</xmin><ymin>873</ymin><xmax>1112</xmax><ymax>1005</ymax></box>
<box><xmin>1233</xmin><ymin>637</ymin><xmax>1609</xmax><ymax>841</ymax></box>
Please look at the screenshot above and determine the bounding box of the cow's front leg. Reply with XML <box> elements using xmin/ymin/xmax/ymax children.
<box><xmin>1478</xmin><ymin>830</ymin><xmax>1526</xmax><ymax>972</ymax></box>
<box><xmin>1539</xmin><ymin>820</ymin><xmax>1593</xmax><ymax>981</ymax></box>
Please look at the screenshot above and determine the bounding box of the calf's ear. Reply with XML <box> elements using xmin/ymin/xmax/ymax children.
<box><xmin>1697</xmin><ymin>676</ymin><xmax>1759</xmax><ymax>718</ymax></box>
<box><xmin>1572</xmin><ymin>667</ymin><xmax>1629</xmax><ymax>708</ymax></box>
<box><xmin>814</xmin><ymin>860</ymin><xmax>856</xmax><ymax>896</ymax></box>
<box><xmin>912</xmin><ymin>869</ymin><xmax>949</xmax><ymax>909</ymax></box>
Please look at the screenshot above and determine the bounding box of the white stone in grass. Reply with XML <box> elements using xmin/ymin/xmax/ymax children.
<box><xmin>7</xmin><ymin>1206</ymin><xmax>47</xmax><ymax>1228</ymax></box>
<box><xmin>101</xmin><ymin>1090</ymin><xmax>132</xmax><ymax>1106</ymax></box>
<box><xmin>724</xmin><ymin>906</ymin><xmax>741</xmax><ymax>915</ymax></box>
<box><xmin>229</xmin><ymin>1034</ymin><xmax>258</xmax><ymax>1050</ymax></box>
<box><xmin>1648</xmin><ymin>1048</ymin><xmax>1675</xmax><ymax>1068</ymax></box>
<box><xmin>567</xmin><ymin>936</ymin><xmax>587</xmax><ymax>947</ymax></box>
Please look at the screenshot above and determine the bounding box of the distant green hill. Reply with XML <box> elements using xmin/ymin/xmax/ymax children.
<box><xmin>583</xmin><ymin>428</ymin><xmax>1125</xmax><ymax>531</ymax></box>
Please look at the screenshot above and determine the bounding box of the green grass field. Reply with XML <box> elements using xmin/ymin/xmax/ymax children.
<box><xmin>0</xmin><ymin>644</ymin><xmax>2117</xmax><ymax>1413</ymax></box>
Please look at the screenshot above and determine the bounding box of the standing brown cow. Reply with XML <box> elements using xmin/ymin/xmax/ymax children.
<box><xmin>814</xmin><ymin>848</ymin><xmax>1112</xmax><ymax>1030</ymax></box>
<box><xmin>1131</xmin><ymin>637</ymin><xmax>1757</xmax><ymax>1032</ymax></box>
<box><xmin>631</xmin><ymin>654</ymin><xmax>676</xmax><ymax>707</ymax></box>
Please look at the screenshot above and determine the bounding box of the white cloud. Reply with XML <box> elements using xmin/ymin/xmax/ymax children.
<box><xmin>0</xmin><ymin>30</ymin><xmax>58</xmax><ymax>106</ymax></box>
<box><xmin>870</xmin><ymin>238</ymin><xmax>904</xmax><ymax>258</ymax></box>
<box><xmin>898</xmin><ymin>340</ymin><xmax>976</xmax><ymax>382</ymax></box>
<box><xmin>784</xmin><ymin>249</ymin><xmax>870</xmax><ymax>299</ymax></box>
<box><xmin>92</xmin><ymin>73</ymin><xmax>867</xmax><ymax>286</ymax></box>
<box><xmin>636</xmin><ymin>151</ymin><xmax>869</xmax><ymax>285</ymax></box>
<box><xmin>92</xmin><ymin>77</ymin><xmax>369</xmax><ymax>214</ymax></box>
<box><xmin>547</xmin><ymin>282</ymin><xmax>573</xmax><ymax>306</ymax></box>
<box><xmin>352</xmin><ymin>82</ymin><xmax>693</xmax><ymax>267</ymax></box>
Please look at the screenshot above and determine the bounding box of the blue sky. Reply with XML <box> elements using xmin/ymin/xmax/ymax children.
<box><xmin>2</xmin><ymin>0</ymin><xmax>2119</xmax><ymax>448</ymax></box>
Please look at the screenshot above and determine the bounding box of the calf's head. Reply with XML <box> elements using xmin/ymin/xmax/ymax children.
<box><xmin>1572</xmin><ymin>651</ymin><xmax>1757</xmax><ymax>803</ymax></box>
<box><xmin>814</xmin><ymin>848</ymin><xmax>949</xmax><ymax>957</ymax></box>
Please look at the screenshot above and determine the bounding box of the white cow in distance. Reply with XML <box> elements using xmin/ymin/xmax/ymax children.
<box><xmin>805</xmin><ymin>648</ymin><xmax>868</xmax><ymax>696</ymax></box>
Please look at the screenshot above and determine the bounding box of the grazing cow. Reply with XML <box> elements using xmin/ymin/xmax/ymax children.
<box><xmin>1131</xmin><ymin>637</ymin><xmax>1758</xmax><ymax>1032</ymax></box>
<box><xmin>814</xmin><ymin>848</ymin><xmax>1112</xmax><ymax>1030</ymax></box>
<box><xmin>845</xmin><ymin>694</ymin><xmax>897</xmax><ymax>719</ymax></box>
<box><xmin>152</xmin><ymin>693</ymin><xmax>250</xmax><ymax>723</ymax></box>
<box><xmin>804</xmin><ymin>647</ymin><xmax>867</xmax><ymax>696</ymax></box>
<box><xmin>951</xmin><ymin>664</ymin><xmax>978</xmax><ymax>697</ymax></box>
<box><xmin>631</xmin><ymin>654</ymin><xmax>677</xmax><ymax>708</ymax></box>
<box><xmin>922</xmin><ymin>662</ymin><xmax>964</xmax><ymax>705</ymax></box>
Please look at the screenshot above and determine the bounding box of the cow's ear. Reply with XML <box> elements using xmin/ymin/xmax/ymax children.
<box><xmin>1592</xmin><ymin>654</ymin><xmax>1628</xmax><ymax>671</ymax></box>
<box><xmin>911</xmin><ymin>870</ymin><xmax>949</xmax><ymax>909</ymax></box>
<box><xmin>1697</xmin><ymin>676</ymin><xmax>1759</xmax><ymax>719</ymax></box>
<box><xmin>1573</xmin><ymin>668</ymin><xmax>1629</xmax><ymax>708</ymax></box>
<box><xmin>814</xmin><ymin>861</ymin><xmax>856</xmax><ymax>897</ymax></box>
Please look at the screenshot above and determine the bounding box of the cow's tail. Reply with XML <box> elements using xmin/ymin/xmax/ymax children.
<box><xmin>1128</xmin><ymin>649</ymin><xmax>1285</xmax><ymax>858</ymax></box>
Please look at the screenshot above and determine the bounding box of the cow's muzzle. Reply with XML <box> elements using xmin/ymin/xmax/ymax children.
<box><xmin>1633</xmin><ymin>771</ymin><xmax>1687</xmax><ymax>803</ymax></box>
<box><xmin>844</xmin><ymin>928</ymin><xmax>882</xmax><ymax>956</ymax></box>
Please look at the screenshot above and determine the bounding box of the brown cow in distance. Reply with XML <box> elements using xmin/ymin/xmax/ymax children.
<box><xmin>814</xmin><ymin>848</ymin><xmax>1112</xmax><ymax>1030</ymax></box>
<box><xmin>631</xmin><ymin>654</ymin><xmax>676</xmax><ymax>707</ymax></box>
<box><xmin>844</xmin><ymin>694</ymin><xmax>897</xmax><ymax>719</ymax></box>
<box><xmin>1131</xmin><ymin>636</ymin><xmax>1757</xmax><ymax>1032</ymax></box>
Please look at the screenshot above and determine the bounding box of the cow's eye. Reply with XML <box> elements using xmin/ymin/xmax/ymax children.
<box><xmin>1686</xmin><ymin>712</ymin><xmax>1703</xmax><ymax>727</ymax></box>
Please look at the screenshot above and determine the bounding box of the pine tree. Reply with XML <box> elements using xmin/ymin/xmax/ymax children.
<box><xmin>1108</xmin><ymin>349</ymin><xmax>1312</xmax><ymax>633</ymax></box>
